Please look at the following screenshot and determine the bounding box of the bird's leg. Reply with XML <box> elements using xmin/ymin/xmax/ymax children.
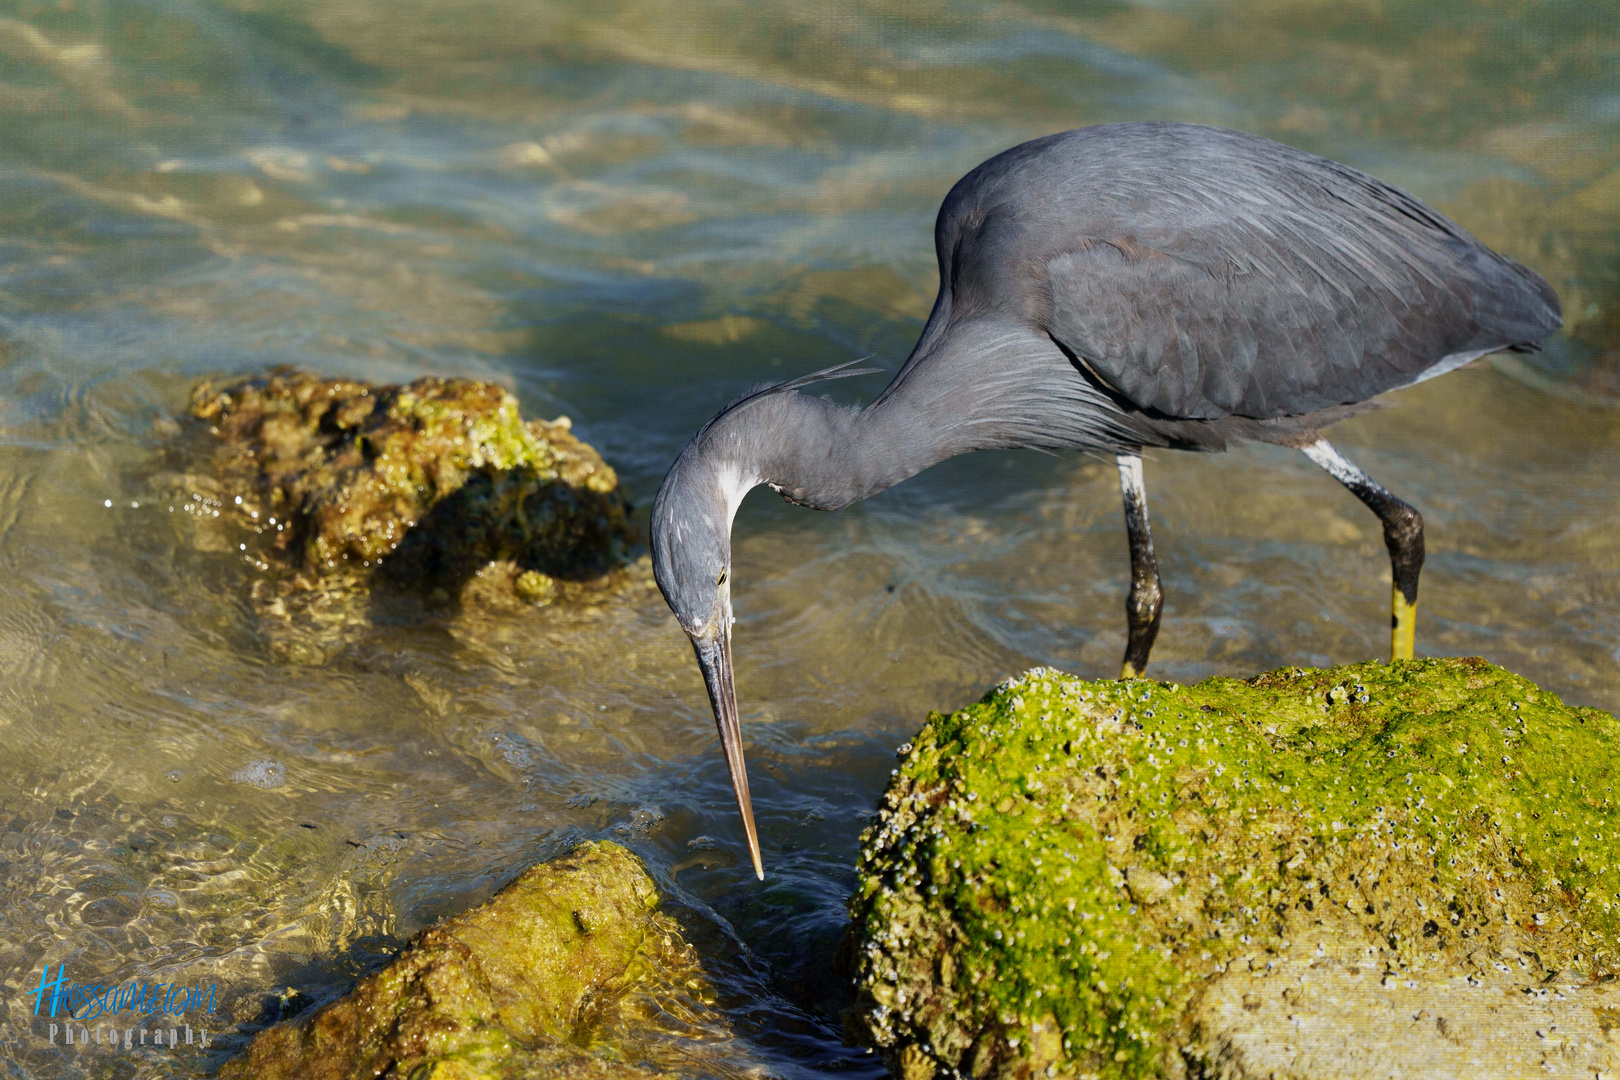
<box><xmin>1302</xmin><ymin>440</ymin><xmax>1425</xmax><ymax>662</ymax></box>
<box><xmin>1116</xmin><ymin>453</ymin><xmax>1163</xmax><ymax>679</ymax></box>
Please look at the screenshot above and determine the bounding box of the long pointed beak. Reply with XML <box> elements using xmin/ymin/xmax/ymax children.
<box><xmin>691</xmin><ymin>630</ymin><xmax>764</xmax><ymax>880</ymax></box>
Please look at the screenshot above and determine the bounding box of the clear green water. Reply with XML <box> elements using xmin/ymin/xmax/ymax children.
<box><xmin>0</xmin><ymin>1</ymin><xmax>1615</xmax><ymax>1076</ymax></box>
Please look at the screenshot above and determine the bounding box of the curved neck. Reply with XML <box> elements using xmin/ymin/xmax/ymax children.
<box><xmin>697</xmin><ymin>391</ymin><xmax>943</xmax><ymax>513</ymax></box>
<box><xmin>687</xmin><ymin>317</ymin><xmax>1137</xmax><ymax>514</ymax></box>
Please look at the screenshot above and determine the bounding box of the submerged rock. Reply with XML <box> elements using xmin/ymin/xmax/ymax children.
<box><xmin>218</xmin><ymin>842</ymin><xmax>730</xmax><ymax>1080</ymax></box>
<box><xmin>1444</xmin><ymin>171</ymin><xmax>1620</xmax><ymax>402</ymax></box>
<box><xmin>166</xmin><ymin>368</ymin><xmax>639</xmax><ymax>660</ymax></box>
<box><xmin>848</xmin><ymin>658</ymin><xmax>1620</xmax><ymax>1079</ymax></box>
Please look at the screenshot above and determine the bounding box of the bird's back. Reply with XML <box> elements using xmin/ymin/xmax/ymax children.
<box><xmin>901</xmin><ymin>123</ymin><xmax>1560</xmax><ymax>423</ymax></box>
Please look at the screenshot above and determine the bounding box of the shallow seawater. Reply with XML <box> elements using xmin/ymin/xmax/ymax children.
<box><xmin>0</xmin><ymin>1</ymin><xmax>1616</xmax><ymax>1076</ymax></box>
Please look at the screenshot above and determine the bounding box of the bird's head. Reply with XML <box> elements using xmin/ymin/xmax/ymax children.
<box><xmin>650</xmin><ymin>444</ymin><xmax>763</xmax><ymax>878</ymax></box>
<box><xmin>650</xmin><ymin>358</ymin><xmax>878</xmax><ymax>883</ymax></box>
<box><xmin>650</xmin><ymin>462</ymin><xmax>739</xmax><ymax>639</ymax></box>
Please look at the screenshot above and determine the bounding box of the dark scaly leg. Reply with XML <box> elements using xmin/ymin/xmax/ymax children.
<box><xmin>1117</xmin><ymin>453</ymin><xmax>1163</xmax><ymax>679</ymax></box>
<box><xmin>1302</xmin><ymin>440</ymin><xmax>1425</xmax><ymax>661</ymax></box>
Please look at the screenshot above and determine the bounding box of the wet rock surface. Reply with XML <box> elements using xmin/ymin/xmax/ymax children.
<box><xmin>848</xmin><ymin>658</ymin><xmax>1620</xmax><ymax>1079</ymax></box>
<box><xmin>216</xmin><ymin>841</ymin><xmax>731</xmax><ymax>1080</ymax></box>
<box><xmin>160</xmin><ymin>369</ymin><xmax>640</xmax><ymax>661</ymax></box>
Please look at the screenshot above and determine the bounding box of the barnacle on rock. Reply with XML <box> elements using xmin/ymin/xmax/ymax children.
<box><xmin>848</xmin><ymin>658</ymin><xmax>1620</xmax><ymax>1079</ymax></box>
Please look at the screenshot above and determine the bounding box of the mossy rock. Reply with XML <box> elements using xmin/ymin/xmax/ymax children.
<box><xmin>218</xmin><ymin>842</ymin><xmax>730</xmax><ymax>1080</ymax></box>
<box><xmin>848</xmin><ymin>658</ymin><xmax>1620</xmax><ymax>1079</ymax></box>
<box><xmin>167</xmin><ymin>368</ymin><xmax>640</xmax><ymax>660</ymax></box>
<box><xmin>187</xmin><ymin>368</ymin><xmax>632</xmax><ymax>578</ymax></box>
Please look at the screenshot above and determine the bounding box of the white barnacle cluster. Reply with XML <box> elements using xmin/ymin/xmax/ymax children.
<box><xmin>855</xmin><ymin>848</ymin><xmax>939</xmax><ymax>1037</ymax></box>
<box><xmin>1320</xmin><ymin>681</ymin><xmax>1372</xmax><ymax>710</ymax></box>
<box><xmin>852</xmin><ymin>711</ymin><xmax>989</xmax><ymax>1054</ymax></box>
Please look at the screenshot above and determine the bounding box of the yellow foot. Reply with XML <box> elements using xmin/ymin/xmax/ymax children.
<box><xmin>1391</xmin><ymin>587</ymin><xmax>1417</xmax><ymax>661</ymax></box>
<box><xmin>1120</xmin><ymin>661</ymin><xmax>1142</xmax><ymax>680</ymax></box>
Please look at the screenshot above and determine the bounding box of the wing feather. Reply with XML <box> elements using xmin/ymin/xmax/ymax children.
<box><xmin>928</xmin><ymin>124</ymin><xmax>1562</xmax><ymax>421</ymax></box>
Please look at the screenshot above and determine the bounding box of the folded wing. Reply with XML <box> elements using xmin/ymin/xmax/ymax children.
<box><xmin>1039</xmin><ymin>146</ymin><xmax>1560</xmax><ymax>420</ymax></box>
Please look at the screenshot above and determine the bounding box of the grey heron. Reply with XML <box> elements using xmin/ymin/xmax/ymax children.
<box><xmin>651</xmin><ymin>122</ymin><xmax>1561</xmax><ymax>879</ymax></box>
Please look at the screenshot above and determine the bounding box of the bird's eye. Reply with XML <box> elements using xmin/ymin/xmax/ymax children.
<box><xmin>716</xmin><ymin>567</ymin><xmax>728</xmax><ymax>586</ymax></box>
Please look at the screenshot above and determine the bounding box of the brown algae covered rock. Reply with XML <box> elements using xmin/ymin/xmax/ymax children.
<box><xmin>217</xmin><ymin>841</ymin><xmax>731</xmax><ymax>1080</ymax></box>
<box><xmin>172</xmin><ymin>368</ymin><xmax>639</xmax><ymax>659</ymax></box>
<box><xmin>848</xmin><ymin>658</ymin><xmax>1620</xmax><ymax>1079</ymax></box>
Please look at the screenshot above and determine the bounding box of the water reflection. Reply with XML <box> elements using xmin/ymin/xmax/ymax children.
<box><xmin>0</xmin><ymin>1</ymin><xmax>1615</xmax><ymax>1076</ymax></box>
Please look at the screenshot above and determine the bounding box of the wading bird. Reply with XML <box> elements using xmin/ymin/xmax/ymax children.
<box><xmin>651</xmin><ymin>122</ymin><xmax>1560</xmax><ymax>879</ymax></box>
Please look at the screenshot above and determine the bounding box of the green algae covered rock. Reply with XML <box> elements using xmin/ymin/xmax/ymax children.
<box><xmin>169</xmin><ymin>368</ymin><xmax>640</xmax><ymax>661</ymax></box>
<box><xmin>217</xmin><ymin>842</ymin><xmax>731</xmax><ymax>1080</ymax></box>
<box><xmin>848</xmin><ymin>658</ymin><xmax>1620</xmax><ymax>1080</ymax></box>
